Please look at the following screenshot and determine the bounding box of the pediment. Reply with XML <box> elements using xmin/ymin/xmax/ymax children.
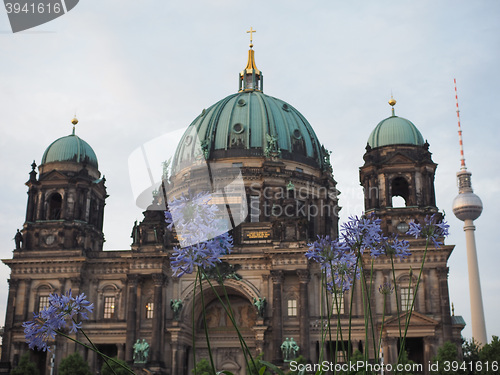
<box><xmin>383</xmin><ymin>311</ymin><xmax>439</xmax><ymax>337</ymax></box>
<box><xmin>384</xmin><ymin>311</ymin><xmax>439</xmax><ymax>327</ymax></box>
<box><xmin>384</xmin><ymin>152</ymin><xmax>415</xmax><ymax>165</ymax></box>
<box><xmin>40</xmin><ymin>170</ymin><xmax>68</xmax><ymax>181</ymax></box>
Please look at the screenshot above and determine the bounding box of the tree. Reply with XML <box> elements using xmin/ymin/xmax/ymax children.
<box><xmin>394</xmin><ymin>350</ymin><xmax>416</xmax><ymax>375</ymax></box>
<box><xmin>10</xmin><ymin>352</ymin><xmax>40</xmax><ymax>375</ymax></box>
<box><xmin>462</xmin><ymin>338</ymin><xmax>480</xmax><ymax>375</ymax></box>
<box><xmin>191</xmin><ymin>358</ymin><xmax>215</xmax><ymax>375</ymax></box>
<box><xmin>478</xmin><ymin>336</ymin><xmax>500</xmax><ymax>375</ymax></box>
<box><xmin>58</xmin><ymin>352</ymin><xmax>91</xmax><ymax>375</ymax></box>
<box><xmin>100</xmin><ymin>357</ymin><xmax>133</xmax><ymax>375</ymax></box>
<box><xmin>431</xmin><ymin>341</ymin><xmax>464</xmax><ymax>375</ymax></box>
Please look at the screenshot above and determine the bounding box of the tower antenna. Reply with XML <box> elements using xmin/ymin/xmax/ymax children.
<box><xmin>454</xmin><ymin>79</ymin><xmax>467</xmax><ymax>171</ymax></box>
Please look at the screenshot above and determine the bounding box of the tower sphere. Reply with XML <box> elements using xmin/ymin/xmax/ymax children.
<box><xmin>452</xmin><ymin>192</ymin><xmax>483</xmax><ymax>221</ymax></box>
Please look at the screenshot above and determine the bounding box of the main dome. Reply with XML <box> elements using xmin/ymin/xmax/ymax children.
<box><xmin>41</xmin><ymin>133</ymin><xmax>98</xmax><ymax>168</ymax></box>
<box><xmin>172</xmin><ymin>48</ymin><xmax>326</xmax><ymax>174</ymax></box>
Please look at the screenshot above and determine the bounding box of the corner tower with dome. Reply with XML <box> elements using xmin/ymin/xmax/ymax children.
<box><xmin>359</xmin><ymin>98</ymin><xmax>465</xmax><ymax>370</ymax></box>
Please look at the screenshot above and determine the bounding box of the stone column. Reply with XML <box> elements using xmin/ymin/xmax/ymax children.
<box><xmin>386</xmin><ymin>337</ymin><xmax>398</xmax><ymax>365</ymax></box>
<box><xmin>1</xmin><ymin>279</ymin><xmax>19</xmax><ymax>362</ymax></box>
<box><xmin>168</xmin><ymin>327</ymin><xmax>182</xmax><ymax>375</ymax></box>
<box><xmin>22</xmin><ymin>278</ymin><xmax>32</xmax><ymax>321</ymax></box>
<box><xmin>297</xmin><ymin>270</ymin><xmax>310</xmax><ymax>360</ymax></box>
<box><xmin>423</xmin><ymin>336</ymin><xmax>437</xmax><ymax>375</ymax></box>
<box><xmin>125</xmin><ymin>275</ymin><xmax>139</xmax><ymax>362</ymax></box>
<box><xmin>270</xmin><ymin>270</ymin><xmax>284</xmax><ymax>362</ymax></box>
<box><xmin>35</xmin><ymin>190</ymin><xmax>43</xmax><ymax>220</ymax></box>
<box><xmin>61</xmin><ymin>188</ymin><xmax>68</xmax><ymax>220</ymax></box>
<box><xmin>151</xmin><ymin>273</ymin><xmax>166</xmax><ymax>363</ymax></box>
<box><xmin>437</xmin><ymin>267</ymin><xmax>452</xmax><ymax>342</ymax></box>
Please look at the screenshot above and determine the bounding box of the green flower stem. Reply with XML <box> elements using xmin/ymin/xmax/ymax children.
<box><xmin>390</xmin><ymin>254</ymin><xmax>403</xmax><ymax>342</ymax></box>
<box><xmin>398</xmin><ymin>237</ymin><xmax>430</xmax><ymax>364</ymax></box>
<box><xmin>347</xmin><ymin>261</ymin><xmax>359</xmax><ymax>364</ymax></box>
<box><xmin>192</xmin><ymin>271</ymin><xmax>199</xmax><ymax>374</ymax></box>
<box><xmin>73</xmin><ymin>320</ymin><xmax>118</xmax><ymax>375</ymax></box>
<box><xmin>358</xmin><ymin>255</ymin><xmax>377</xmax><ymax>363</ymax></box>
<box><xmin>376</xmin><ymin>293</ymin><xmax>388</xmax><ymax>366</ymax></box>
<box><xmin>54</xmin><ymin>330</ymin><xmax>134</xmax><ymax>374</ymax></box>
<box><xmin>198</xmin><ymin>269</ymin><xmax>218</xmax><ymax>374</ymax></box>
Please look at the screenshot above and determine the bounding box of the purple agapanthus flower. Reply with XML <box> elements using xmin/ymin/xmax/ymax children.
<box><xmin>407</xmin><ymin>214</ymin><xmax>450</xmax><ymax>248</ymax></box>
<box><xmin>378</xmin><ymin>282</ymin><xmax>394</xmax><ymax>295</ymax></box>
<box><xmin>23</xmin><ymin>290</ymin><xmax>93</xmax><ymax>352</ymax></box>
<box><xmin>165</xmin><ymin>192</ymin><xmax>233</xmax><ymax>277</ymax></box>
<box><xmin>341</xmin><ymin>214</ymin><xmax>384</xmax><ymax>255</ymax></box>
<box><xmin>371</xmin><ymin>234</ymin><xmax>411</xmax><ymax>259</ymax></box>
<box><xmin>306</xmin><ymin>236</ymin><xmax>359</xmax><ymax>292</ymax></box>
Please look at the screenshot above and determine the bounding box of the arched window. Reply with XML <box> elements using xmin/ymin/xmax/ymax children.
<box><xmin>391</xmin><ymin>177</ymin><xmax>409</xmax><ymax>207</ymax></box>
<box><xmin>48</xmin><ymin>193</ymin><xmax>62</xmax><ymax>220</ymax></box>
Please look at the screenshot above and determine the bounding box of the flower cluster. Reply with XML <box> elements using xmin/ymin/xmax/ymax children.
<box><xmin>372</xmin><ymin>234</ymin><xmax>411</xmax><ymax>258</ymax></box>
<box><xmin>23</xmin><ymin>290</ymin><xmax>93</xmax><ymax>352</ymax></box>
<box><xmin>341</xmin><ymin>214</ymin><xmax>384</xmax><ymax>255</ymax></box>
<box><xmin>165</xmin><ymin>192</ymin><xmax>233</xmax><ymax>277</ymax></box>
<box><xmin>378</xmin><ymin>282</ymin><xmax>395</xmax><ymax>295</ymax></box>
<box><xmin>407</xmin><ymin>214</ymin><xmax>450</xmax><ymax>248</ymax></box>
<box><xmin>305</xmin><ymin>236</ymin><xmax>358</xmax><ymax>292</ymax></box>
<box><xmin>307</xmin><ymin>214</ymin><xmax>412</xmax><ymax>292</ymax></box>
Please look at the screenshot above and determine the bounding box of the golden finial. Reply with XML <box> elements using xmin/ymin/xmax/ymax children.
<box><xmin>71</xmin><ymin>116</ymin><xmax>78</xmax><ymax>135</ymax></box>
<box><xmin>388</xmin><ymin>95</ymin><xmax>396</xmax><ymax>116</ymax></box>
<box><xmin>247</xmin><ymin>27</ymin><xmax>256</xmax><ymax>49</ymax></box>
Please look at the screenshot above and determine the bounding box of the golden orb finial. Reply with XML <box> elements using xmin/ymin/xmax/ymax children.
<box><xmin>71</xmin><ymin>117</ymin><xmax>78</xmax><ymax>125</ymax></box>
<box><xmin>388</xmin><ymin>96</ymin><xmax>397</xmax><ymax>116</ymax></box>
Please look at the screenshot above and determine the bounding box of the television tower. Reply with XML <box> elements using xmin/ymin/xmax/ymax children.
<box><xmin>451</xmin><ymin>79</ymin><xmax>487</xmax><ymax>345</ymax></box>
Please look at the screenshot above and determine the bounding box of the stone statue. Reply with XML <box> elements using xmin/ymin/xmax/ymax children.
<box><xmin>170</xmin><ymin>299</ymin><xmax>183</xmax><ymax>320</ymax></box>
<box><xmin>253</xmin><ymin>297</ymin><xmax>266</xmax><ymax>318</ymax></box>
<box><xmin>133</xmin><ymin>338</ymin><xmax>149</xmax><ymax>364</ymax></box>
<box><xmin>131</xmin><ymin>220</ymin><xmax>139</xmax><ymax>245</ymax></box>
<box><xmin>281</xmin><ymin>337</ymin><xmax>299</xmax><ymax>362</ymax></box>
<box><xmin>264</xmin><ymin>134</ymin><xmax>281</xmax><ymax>158</ymax></box>
<box><xmin>14</xmin><ymin>229</ymin><xmax>23</xmax><ymax>250</ymax></box>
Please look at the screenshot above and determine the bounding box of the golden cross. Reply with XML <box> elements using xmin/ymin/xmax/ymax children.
<box><xmin>246</xmin><ymin>27</ymin><xmax>256</xmax><ymax>45</ymax></box>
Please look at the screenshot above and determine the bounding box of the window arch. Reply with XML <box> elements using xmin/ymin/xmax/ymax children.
<box><xmin>391</xmin><ymin>177</ymin><xmax>409</xmax><ymax>207</ymax></box>
<box><xmin>99</xmin><ymin>284</ymin><xmax>120</xmax><ymax>320</ymax></box>
<box><xmin>48</xmin><ymin>193</ymin><xmax>62</xmax><ymax>220</ymax></box>
<box><xmin>35</xmin><ymin>283</ymin><xmax>55</xmax><ymax>312</ymax></box>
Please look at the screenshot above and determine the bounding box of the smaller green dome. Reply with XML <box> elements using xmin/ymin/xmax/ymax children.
<box><xmin>41</xmin><ymin>134</ymin><xmax>98</xmax><ymax>168</ymax></box>
<box><xmin>368</xmin><ymin>115</ymin><xmax>424</xmax><ymax>148</ymax></box>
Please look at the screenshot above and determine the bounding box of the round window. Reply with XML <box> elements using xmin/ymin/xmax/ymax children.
<box><xmin>233</xmin><ymin>123</ymin><xmax>245</xmax><ymax>134</ymax></box>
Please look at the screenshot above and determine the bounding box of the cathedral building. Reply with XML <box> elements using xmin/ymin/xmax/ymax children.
<box><xmin>1</xmin><ymin>43</ymin><xmax>464</xmax><ymax>375</ymax></box>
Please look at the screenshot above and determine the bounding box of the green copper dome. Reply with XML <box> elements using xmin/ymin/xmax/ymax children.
<box><xmin>368</xmin><ymin>101</ymin><xmax>425</xmax><ymax>148</ymax></box>
<box><xmin>172</xmin><ymin>90</ymin><xmax>326</xmax><ymax>173</ymax></box>
<box><xmin>41</xmin><ymin>133</ymin><xmax>98</xmax><ymax>168</ymax></box>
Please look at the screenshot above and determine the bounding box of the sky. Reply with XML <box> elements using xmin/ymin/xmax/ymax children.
<box><xmin>0</xmin><ymin>0</ymin><xmax>499</xmax><ymax>343</ymax></box>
